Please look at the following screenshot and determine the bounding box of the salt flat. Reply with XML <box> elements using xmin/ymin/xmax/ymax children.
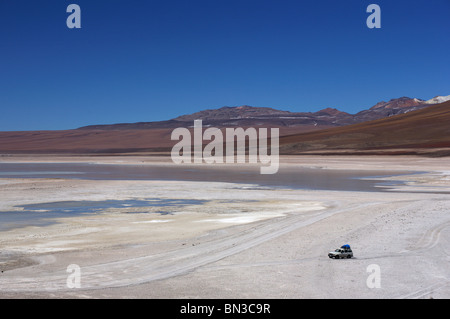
<box><xmin>0</xmin><ymin>155</ymin><xmax>449</xmax><ymax>298</ymax></box>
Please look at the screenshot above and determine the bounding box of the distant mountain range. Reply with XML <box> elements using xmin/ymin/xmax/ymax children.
<box><xmin>279</xmin><ymin>99</ymin><xmax>450</xmax><ymax>157</ymax></box>
<box><xmin>0</xmin><ymin>95</ymin><xmax>449</xmax><ymax>156</ymax></box>
<box><xmin>78</xmin><ymin>95</ymin><xmax>450</xmax><ymax>130</ymax></box>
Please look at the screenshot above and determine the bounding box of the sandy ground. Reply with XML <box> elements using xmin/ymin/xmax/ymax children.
<box><xmin>0</xmin><ymin>155</ymin><xmax>449</xmax><ymax>299</ymax></box>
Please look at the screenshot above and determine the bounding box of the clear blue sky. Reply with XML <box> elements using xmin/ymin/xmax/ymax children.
<box><xmin>0</xmin><ymin>0</ymin><xmax>449</xmax><ymax>131</ymax></box>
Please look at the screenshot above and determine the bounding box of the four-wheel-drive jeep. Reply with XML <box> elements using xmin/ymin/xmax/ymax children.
<box><xmin>328</xmin><ymin>245</ymin><xmax>353</xmax><ymax>259</ymax></box>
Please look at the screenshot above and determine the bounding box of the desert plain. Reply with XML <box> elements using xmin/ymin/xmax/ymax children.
<box><xmin>0</xmin><ymin>155</ymin><xmax>449</xmax><ymax>299</ymax></box>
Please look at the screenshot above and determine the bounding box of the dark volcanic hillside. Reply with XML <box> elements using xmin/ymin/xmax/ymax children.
<box><xmin>0</xmin><ymin>96</ymin><xmax>448</xmax><ymax>155</ymax></box>
<box><xmin>279</xmin><ymin>100</ymin><xmax>450</xmax><ymax>156</ymax></box>
<box><xmin>173</xmin><ymin>105</ymin><xmax>293</xmax><ymax>121</ymax></box>
<box><xmin>352</xmin><ymin>97</ymin><xmax>429</xmax><ymax>123</ymax></box>
<box><xmin>78</xmin><ymin>97</ymin><xmax>435</xmax><ymax>131</ymax></box>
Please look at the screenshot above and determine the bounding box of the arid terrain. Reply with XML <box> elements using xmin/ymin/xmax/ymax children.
<box><xmin>2</xmin><ymin>0</ymin><xmax>448</xmax><ymax>302</ymax></box>
<box><xmin>280</xmin><ymin>100</ymin><xmax>450</xmax><ymax>156</ymax></box>
<box><xmin>0</xmin><ymin>155</ymin><xmax>449</xmax><ymax>298</ymax></box>
<box><xmin>0</xmin><ymin>98</ymin><xmax>449</xmax><ymax>156</ymax></box>
<box><xmin>0</xmin><ymin>97</ymin><xmax>449</xmax><ymax>299</ymax></box>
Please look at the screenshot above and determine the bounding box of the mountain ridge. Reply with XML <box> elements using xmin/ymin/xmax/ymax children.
<box><xmin>279</xmin><ymin>99</ymin><xmax>450</xmax><ymax>156</ymax></box>
<box><xmin>78</xmin><ymin>95</ymin><xmax>448</xmax><ymax>131</ymax></box>
<box><xmin>0</xmin><ymin>95</ymin><xmax>449</xmax><ymax>156</ymax></box>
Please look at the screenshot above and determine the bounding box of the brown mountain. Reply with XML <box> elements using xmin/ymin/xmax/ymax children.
<box><xmin>279</xmin><ymin>100</ymin><xmax>450</xmax><ymax>156</ymax></box>
<box><xmin>352</xmin><ymin>97</ymin><xmax>429</xmax><ymax>123</ymax></box>
<box><xmin>0</xmin><ymin>96</ymin><xmax>447</xmax><ymax>155</ymax></box>
<box><xmin>173</xmin><ymin>105</ymin><xmax>293</xmax><ymax>121</ymax></box>
<box><xmin>77</xmin><ymin>97</ymin><xmax>432</xmax><ymax>130</ymax></box>
<box><xmin>78</xmin><ymin>105</ymin><xmax>350</xmax><ymax>130</ymax></box>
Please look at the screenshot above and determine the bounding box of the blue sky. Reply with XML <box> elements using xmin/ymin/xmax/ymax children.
<box><xmin>0</xmin><ymin>0</ymin><xmax>449</xmax><ymax>131</ymax></box>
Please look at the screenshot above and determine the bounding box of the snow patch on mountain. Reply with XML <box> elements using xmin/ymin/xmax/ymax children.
<box><xmin>425</xmin><ymin>95</ymin><xmax>450</xmax><ymax>104</ymax></box>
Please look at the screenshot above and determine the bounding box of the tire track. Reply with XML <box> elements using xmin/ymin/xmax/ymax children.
<box><xmin>396</xmin><ymin>280</ymin><xmax>449</xmax><ymax>299</ymax></box>
<box><xmin>0</xmin><ymin>202</ymin><xmax>371</xmax><ymax>292</ymax></box>
<box><xmin>412</xmin><ymin>221</ymin><xmax>450</xmax><ymax>251</ymax></box>
<box><xmin>394</xmin><ymin>220</ymin><xmax>450</xmax><ymax>299</ymax></box>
